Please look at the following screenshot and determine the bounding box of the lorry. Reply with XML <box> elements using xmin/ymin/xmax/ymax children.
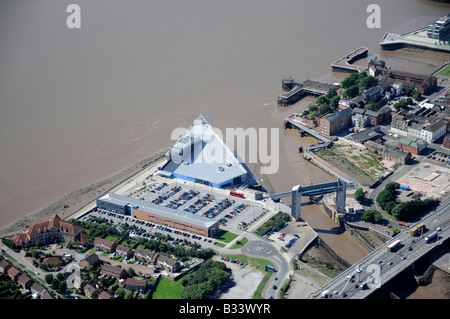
<box><xmin>321</xmin><ymin>290</ymin><xmax>331</xmax><ymax>298</ymax></box>
<box><xmin>409</xmin><ymin>223</ymin><xmax>425</xmax><ymax>236</ymax></box>
<box><xmin>424</xmin><ymin>231</ymin><xmax>438</xmax><ymax>243</ymax></box>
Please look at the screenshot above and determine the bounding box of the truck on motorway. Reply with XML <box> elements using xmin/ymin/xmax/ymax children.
<box><xmin>321</xmin><ymin>290</ymin><xmax>331</xmax><ymax>298</ymax></box>
<box><xmin>424</xmin><ymin>231</ymin><xmax>438</xmax><ymax>243</ymax></box>
<box><xmin>387</xmin><ymin>239</ymin><xmax>401</xmax><ymax>252</ymax></box>
<box><xmin>409</xmin><ymin>223</ymin><xmax>425</xmax><ymax>236</ymax></box>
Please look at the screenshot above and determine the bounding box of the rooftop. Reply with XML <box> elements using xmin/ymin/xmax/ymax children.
<box><xmin>98</xmin><ymin>192</ymin><xmax>219</xmax><ymax>229</ymax></box>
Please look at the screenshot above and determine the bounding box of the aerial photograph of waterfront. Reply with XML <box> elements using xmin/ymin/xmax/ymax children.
<box><xmin>0</xmin><ymin>0</ymin><xmax>449</xmax><ymax>308</ymax></box>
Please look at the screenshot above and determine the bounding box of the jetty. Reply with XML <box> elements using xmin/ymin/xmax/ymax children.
<box><xmin>277</xmin><ymin>77</ymin><xmax>338</xmax><ymax>107</ymax></box>
<box><xmin>331</xmin><ymin>47</ymin><xmax>368</xmax><ymax>73</ymax></box>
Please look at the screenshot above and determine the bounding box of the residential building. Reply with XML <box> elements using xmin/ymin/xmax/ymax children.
<box><xmin>79</xmin><ymin>253</ymin><xmax>100</xmax><ymax>268</ymax></box>
<box><xmin>122</xmin><ymin>278</ymin><xmax>148</xmax><ymax>292</ymax></box>
<box><xmin>93</xmin><ymin>238</ymin><xmax>118</xmax><ymax>253</ymax></box>
<box><xmin>391</xmin><ymin>112</ymin><xmax>409</xmax><ymax>136</ymax></box>
<box><xmin>18</xmin><ymin>273</ymin><xmax>34</xmax><ymax>290</ymax></box>
<box><xmin>116</xmin><ymin>245</ymin><xmax>134</xmax><ymax>259</ymax></box>
<box><xmin>83</xmin><ymin>284</ymin><xmax>99</xmax><ymax>299</ymax></box>
<box><xmin>100</xmin><ymin>264</ymin><xmax>127</xmax><ymax>279</ymax></box>
<box><xmin>11</xmin><ymin>214</ymin><xmax>88</xmax><ymax>248</ymax></box>
<box><xmin>98</xmin><ymin>290</ymin><xmax>115</xmax><ymax>299</ymax></box>
<box><xmin>134</xmin><ymin>248</ymin><xmax>159</xmax><ymax>265</ymax></box>
<box><xmin>0</xmin><ymin>260</ymin><xmax>11</xmax><ymax>274</ymax></box>
<box><xmin>421</xmin><ymin>119</ymin><xmax>448</xmax><ymax>143</ymax></box>
<box><xmin>7</xmin><ymin>266</ymin><xmax>21</xmax><ymax>281</ymax></box>
<box><xmin>319</xmin><ymin>108</ymin><xmax>352</xmax><ymax>136</ymax></box>
<box><xmin>365</xmin><ymin>106</ymin><xmax>392</xmax><ymax>125</ymax></box>
<box><xmin>43</xmin><ymin>256</ymin><xmax>64</xmax><ymax>267</ymax></box>
<box><xmin>156</xmin><ymin>255</ymin><xmax>182</xmax><ymax>273</ymax></box>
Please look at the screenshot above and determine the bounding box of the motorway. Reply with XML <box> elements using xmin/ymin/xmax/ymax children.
<box><xmin>309</xmin><ymin>199</ymin><xmax>450</xmax><ymax>299</ymax></box>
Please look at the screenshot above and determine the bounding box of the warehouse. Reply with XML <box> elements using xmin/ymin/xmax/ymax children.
<box><xmin>97</xmin><ymin>192</ymin><xmax>219</xmax><ymax>237</ymax></box>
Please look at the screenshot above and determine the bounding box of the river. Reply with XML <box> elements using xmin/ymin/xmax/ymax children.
<box><xmin>0</xmin><ymin>0</ymin><xmax>449</xmax><ymax>268</ymax></box>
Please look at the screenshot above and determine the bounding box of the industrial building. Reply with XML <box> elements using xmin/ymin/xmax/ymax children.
<box><xmin>158</xmin><ymin>114</ymin><xmax>248</xmax><ymax>188</ymax></box>
<box><xmin>97</xmin><ymin>192</ymin><xmax>219</xmax><ymax>237</ymax></box>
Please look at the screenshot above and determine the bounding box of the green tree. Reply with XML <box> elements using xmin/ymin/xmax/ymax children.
<box><xmin>317</xmin><ymin>95</ymin><xmax>329</xmax><ymax>106</ymax></box>
<box><xmin>341</xmin><ymin>73</ymin><xmax>358</xmax><ymax>89</ymax></box>
<box><xmin>45</xmin><ymin>274</ymin><xmax>54</xmax><ymax>285</ymax></box>
<box><xmin>329</xmin><ymin>95</ymin><xmax>340</xmax><ymax>109</ymax></box>
<box><xmin>308</xmin><ymin>104</ymin><xmax>318</xmax><ymax>112</ymax></box>
<box><xmin>326</xmin><ymin>87</ymin><xmax>337</xmax><ymax>99</ymax></box>
<box><xmin>376</xmin><ymin>189</ymin><xmax>395</xmax><ymax>210</ymax></box>
<box><xmin>308</xmin><ymin>111</ymin><xmax>317</xmax><ymax>120</ymax></box>
<box><xmin>362</xmin><ymin>210</ymin><xmax>382</xmax><ymax>224</ymax></box>
<box><xmin>319</xmin><ymin>104</ymin><xmax>330</xmax><ymax>115</ymax></box>
<box><xmin>364</xmin><ymin>102</ymin><xmax>379</xmax><ymax>111</ymax></box>
<box><xmin>354</xmin><ymin>188</ymin><xmax>364</xmax><ymax>202</ymax></box>
<box><xmin>343</xmin><ymin>85</ymin><xmax>360</xmax><ymax>99</ymax></box>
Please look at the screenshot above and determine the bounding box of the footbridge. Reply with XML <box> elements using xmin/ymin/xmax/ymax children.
<box><xmin>262</xmin><ymin>179</ymin><xmax>347</xmax><ymax>221</ymax></box>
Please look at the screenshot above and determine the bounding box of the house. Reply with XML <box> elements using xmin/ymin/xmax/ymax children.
<box><xmin>93</xmin><ymin>238</ymin><xmax>118</xmax><ymax>253</ymax></box>
<box><xmin>398</xmin><ymin>137</ymin><xmax>427</xmax><ymax>155</ymax></box>
<box><xmin>30</xmin><ymin>283</ymin><xmax>48</xmax><ymax>299</ymax></box>
<box><xmin>43</xmin><ymin>256</ymin><xmax>64</xmax><ymax>267</ymax></box>
<box><xmin>319</xmin><ymin>108</ymin><xmax>352</xmax><ymax>136</ymax></box>
<box><xmin>40</xmin><ymin>290</ymin><xmax>55</xmax><ymax>299</ymax></box>
<box><xmin>100</xmin><ymin>264</ymin><xmax>127</xmax><ymax>279</ymax></box>
<box><xmin>122</xmin><ymin>278</ymin><xmax>148</xmax><ymax>292</ymax></box>
<box><xmin>83</xmin><ymin>283</ymin><xmax>99</xmax><ymax>299</ymax></box>
<box><xmin>116</xmin><ymin>245</ymin><xmax>134</xmax><ymax>259</ymax></box>
<box><xmin>0</xmin><ymin>260</ymin><xmax>11</xmax><ymax>275</ymax></box>
<box><xmin>364</xmin><ymin>106</ymin><xmax>391</xmax><ymax>125</ymax></box>
<box><xmin>11</xmin><ymin>214</ymin><xmax>87</xmax><ymax>248</ymax></box>
<box><xmin>383</xmin><ymin>148</ymin><xmax>411</xmax><ymax>164</ymax></box>
<box><xmin>18</xmin><ymin>273</ymin><xmax>34</xmax><ymax>290</ymax></box>
<box><xmin>351</xmin><ymin>112</ymin><xmax>369</xmax><ymax>131</ymax></box>
<box><xmin>391</xmin><ymin>112</ymin><xmax>409</xmax><ymax>136</ymax></box>
<box><xmin>98</xmin><ymin>290</ymin><xmax>115</xmax><ymax>299</ymax></box>
<box><xmin>156</xmin><ymin>255</ymin><xmax>182</xmax><ymax>273</ymax></box>
<box><xmin>134</xmin><ymin>248</ymin><xmax>159</xmax><ymax>265</ymax></box>
<box><xmin>79</xmin><ymin>253</ymin><xmax>100</xmax><ymax>268</ymax></box>
<box><xmin>7</xmin><ymin>266</ymin><xmax>21</xmax><ymax>281</ymax></box>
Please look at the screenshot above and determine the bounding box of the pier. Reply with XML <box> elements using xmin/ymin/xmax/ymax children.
<box><xmin>331</xmin><ymin>47</ymin><xmax>368</xmax><ymax>73</ymax></box>
<box><xmin>277</xmin><ymin>77</ymin><xmax>338</xmax><ymax>106</ymax></box>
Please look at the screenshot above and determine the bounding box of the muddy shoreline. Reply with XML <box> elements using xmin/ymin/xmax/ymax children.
<box><xmin>0</xmin><ymin>149</ymin><xmax>168</xmax><ymax>239</ymax></box>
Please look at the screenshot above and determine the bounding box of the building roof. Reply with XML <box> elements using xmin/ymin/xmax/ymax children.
<box><xmin>162</xmin><ymin>114</ymin><xmax>247</xmax><ymax>185</ymax></box>
<box><xmin>398</xmin><ymin>136</ymin><xmax>427</xmax><ymax>148</ymax></box>
<box><xmin>101</xmin><ymin>264</ymin><xmax>126</xmax><ymax>275</ymax></box>
<box><xmin>423</xmin><ymin>119</ymin><xmax>447</xmax><ymax>133</ymax></box>
<box><xmin>94</xmin><ymin>238</ymin><xmax>117</xmax><ymax>249</ymax></box>
<box><xmin>325</xmin><ymin>108</ymin><xmax>352</xmax><ymax>123</ymax></box>
<box><xmin>99</xmin><ymin>192</ymin><xmax>219</xmax><ymax>229</ymax></box>
<box><xmin>11</xmin><ymin>214</ymin><xmax>85</xmax><ymax>246</ymax></box>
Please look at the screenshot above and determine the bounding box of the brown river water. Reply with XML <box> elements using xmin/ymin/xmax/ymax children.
<box><xmin>1</xmin><ymin>0</ymin><xmax>449</xmax><ymax>269</ymax></box>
